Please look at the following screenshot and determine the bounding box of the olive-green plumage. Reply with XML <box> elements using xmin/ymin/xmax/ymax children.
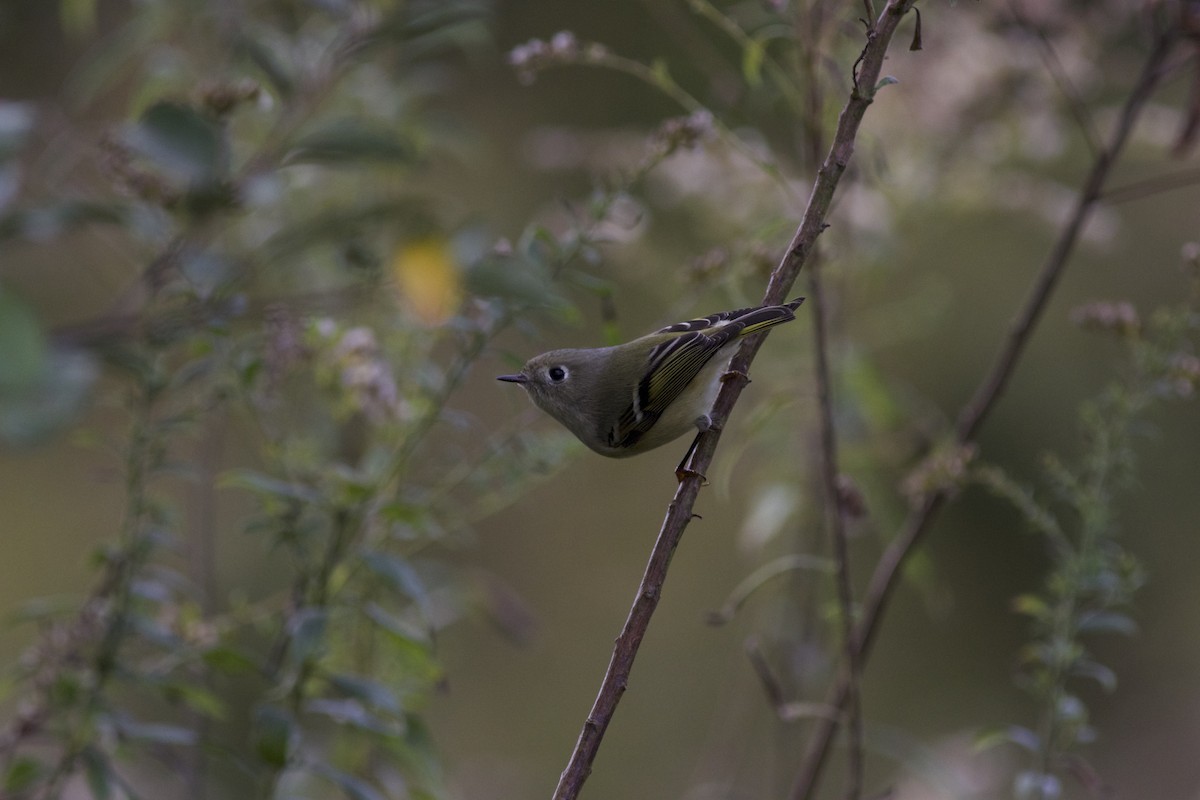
<box><xmin>498</xmin><ymin>297</ymin><xmax>804</xmax><ymax>457</ymax></box>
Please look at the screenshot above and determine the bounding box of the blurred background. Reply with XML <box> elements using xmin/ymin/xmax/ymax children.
<box><xmin>2</xmin><ymin>1</ymin><xmax>1200</xmax><ymax>799</ymax></box>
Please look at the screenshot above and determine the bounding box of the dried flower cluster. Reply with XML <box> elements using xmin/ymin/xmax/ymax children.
<box><xmin>507</xmin><ymin>31</ymin><xmax>608</xmax><ymax>85</ymax></box>
<box><xmin>1069</xmin><ymin>300</ymin><xmax>1142</xmax><ymax>335</ymax></box>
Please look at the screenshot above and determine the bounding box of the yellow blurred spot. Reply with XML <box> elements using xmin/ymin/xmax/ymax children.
<box><xmin>392</xmin><ymin>238</ymin><xmax>461</xmax><ymax>325</ymax></box>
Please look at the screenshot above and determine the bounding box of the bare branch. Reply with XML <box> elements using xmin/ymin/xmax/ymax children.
<box><xmin>549</xmin><ymin>2</ymin><xmax>920</xmax><ymax>798</ymax></box>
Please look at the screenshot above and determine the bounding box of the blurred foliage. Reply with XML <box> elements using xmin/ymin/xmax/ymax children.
<box><xmin>974</xmin><ymin>287</ymin><xmax>1200</xmax><ymax>799</ymax></box>
<box><xmin>3</xmin><ymin>1</ymin><xmax>1200</xmax><ymax>799</ymax></box>
<box><xmin>0</xmin><ymin>1</ymin><xmax>611</xmax><ymax>797</ymax></box>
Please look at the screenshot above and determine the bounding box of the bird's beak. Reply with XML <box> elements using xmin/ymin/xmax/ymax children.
<box><xmin>497</xmin><ymin>373</ymin><xmax>529</xmax><ymax>384</ymax></box>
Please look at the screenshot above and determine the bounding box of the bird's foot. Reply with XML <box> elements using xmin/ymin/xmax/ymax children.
<box><xmin>720</xmin><ymin>368</ymin><xmax>751</xmax><ymax>385</ymax></box>
<box><xmin>676</xmin><ymin>466</ymin><xmax>709</xmax><ymax>484</ymax></box>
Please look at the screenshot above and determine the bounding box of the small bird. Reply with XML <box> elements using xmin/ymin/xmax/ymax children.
<box><xmin>498</xmin><ymin>297</ymin><xmax>804</xmax><ymax>462</ymax></box>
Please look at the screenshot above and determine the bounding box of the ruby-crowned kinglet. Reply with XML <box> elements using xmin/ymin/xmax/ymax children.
<box><xmin>498</xmin><ymin>297</ymin><xmax>804</xmax><ymax>457</ymax></box>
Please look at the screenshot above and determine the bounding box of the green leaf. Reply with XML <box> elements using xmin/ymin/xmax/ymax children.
<box><xmin>220</xmin><ymin>468</ymin><xmax>320</xmax><ymax>503</ymax></box>
<box><xmin>287</xmin><ymin>607</ymin><xmax>328</xmax><ymax>667</ymax></box>
<box><xmin>1056</xmin><ymin>694</ymin><xmax>1087</xmax><ymax>723</ymax></box>
<box><xmin>650</xmin><ymin>58</ymin><xmax>671</xmax><ymax>85</ymax></box>
<box><xmin>80</xmin><ymin>747</ymin><xmax>113</xmax><ymax>800</ymax></box>
<box><xmin>0</xmin><ymin>291</ymin><xmax>97</xmax><ymax>444</ymax></box>
<box><xmin>1015</xmin><ymin>770</ymin><xmax>1061</xmax><ymax>800</ymax></box>
<box><xmin>1070</xmin><ymin>659</ymin><xmax>1118</xmax><ymax>692</ymax></box>
<box><xmin>465</xmin><ymin>253</ymin><xmax>570</xmax><ymax>313</ymax></box>
<box><xmin>311</xmin><ymin>762</ymin><xmax>387</xmax><ymax>800</ymax></box>
<box><xmin>3</xmin><ymin>757</ymin><xmax>43</xmax><ymax>794</ymax></box>
<box><xmin>0</xmin><ymin>101</ymin><xmax>35</xmax><ymax>161</ymax></box>
<box><xmin>327</xmin><ymin>673</ymin><xmax>403</xmax><ymax>714</ymax></box>
<box><xmin>235</xmin><ymin>34</ymin><xmax>295</xmax><ymax>97</ymax></box>
<box><xmin>126</xmin><ymin>101</ymin><xmax>227</xmax><ymax>184</ymax></box>
<box><xmin>179</xmin><ymin>250</ymin><xmax>235</xmax><ymax>299</ymax></box>
<box><xmin>162</xmin><ymin>682</ymin><xmax>227</xmax><ymax>720</ymax></box>
<box><xmin>1012</xmin><ymin>593</ymin><xmax>1050</xmax><ymax>621</ymax></box>
<box><xmin>252</xmin><ymin>706</ymin><xmax>296</xmax><ymax>768</ymax></box>
<box><xmin>202</xmin><ymin>645</ymin><xmax>258</xmax><ymax>675</ymax></box>
<box><xmin>285</xmin><ymin>120</ymin><xmax>417</xmax><ymax>166</ymax></box>
<box><xmin>360</xmin><ymin>552</ymin><xmax>430</xmax><ymax>615</ymax></box>
<box><xmin>875</xmin><ymin>75</ymin><xmax>899</xmax><ymax>91</ymax></box>
<box><xmin>0</xmin><ymin>289</ymin><xmax>47</xmax><ymax>389</ymax></box>
<box><xmin>363</xmin><ymin>602</ymin><xmax>432</xmax><ymax>647</ymax></box>
<box><xmin>59</xmin><ymin>0</ymin><xmax>98</xmax><ymax>37</ymax></box>
<box><xmin>0</xmin><ymin>201</ymin><xmax>127</xmax><ymax>243</ymax></box>
<box><xmin>1076</xmin><ymin>610</ymin><xmax>1137</xmax><ymax>635</ymax></box>
<box><xmin>975</xmin><ymin>724</ymin><xmax>1040</xmax><ymax>753</ymax></box>
<box><xmin>114</xmin><ymin>718</ymin><xmax>199</xmax><ymax>746</ymax></box>
<box><xmin>741</xmin><ymin>39</ymin><xmax>765</xmax><ymax>87</ymax></box>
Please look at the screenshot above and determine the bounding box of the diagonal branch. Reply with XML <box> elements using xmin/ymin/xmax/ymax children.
<box><xmin>788</xmin><ymin>25</ymin><xmax>1179</xmax><ymax>800</ymax></box>
<box><xmin>549</xmin><ymin>2</ymin><xmax>920</xmax><ymax>798</ymax></box>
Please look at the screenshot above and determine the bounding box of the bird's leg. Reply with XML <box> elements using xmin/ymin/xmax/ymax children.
<box><xmin>675</xmin><ymin>416</ymin><xmax>717</xmax><ymax>483</ymax></box>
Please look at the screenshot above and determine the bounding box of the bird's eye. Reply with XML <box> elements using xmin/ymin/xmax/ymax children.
<box><xmin>548</xmin><ymin>366</ymin><xmax>568</xmax><ymax>382</ymax></box>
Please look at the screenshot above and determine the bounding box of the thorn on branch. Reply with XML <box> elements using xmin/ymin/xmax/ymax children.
<box><xmin>910</xmin><ymin>7</ymin><xmax>923</xmax><ymax>51</ymax></box>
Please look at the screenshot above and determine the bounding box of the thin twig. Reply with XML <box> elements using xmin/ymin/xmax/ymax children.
<box><xmin>809</xmin><ymin>265</ymin><xmax>864</xmax><ymax>800</ymax></box>
<box><xmin>549</xmin><ymin>3</ymin><xmax>919</xmax><ymax>798</ymax></box>
<box><xmin>787</xmin><ymin>26</ymin><xmax>1178</xmax><ymax>800</ymax></box>
<box><xmin>801</xmin><ymin>6</ymin><xmax>864</xmax><ymax>796</ymax></box>
<box><xmin>1103</xmin><ymin>165</ymin><xmax>1200</xmax><ymax>204</ymax></box>
<box><xmin>1010</xmin><ymin>0</ymin><xmax>1102</xmax><ymax>156</ymax></box>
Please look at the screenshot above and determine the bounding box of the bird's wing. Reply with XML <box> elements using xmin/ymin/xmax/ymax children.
<box><xmin>606</xmin><ymin>302</ymin><xmax>799</xmax><ymax>449</ymax></box>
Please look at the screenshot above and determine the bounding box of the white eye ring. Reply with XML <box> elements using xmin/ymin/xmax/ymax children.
<box><xmin>547</xmin><ymin>365</ymin><xmax>568</xmax><ymax>383</ymax></box>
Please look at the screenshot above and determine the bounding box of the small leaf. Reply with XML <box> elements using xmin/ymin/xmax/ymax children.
<box><xmin>202</xmin><ymin>645</ymin><xmax>258</xmax><ymax>674</ymax></box>
<box><xmin>1056</xmin><ymin>694</ymin><xmax>1087</xmax><ymax>723</ymax></box>
<box><xmin>285</xmin><ymin>119</ymin><xmax>416</xmax><ymax>165</ymax></box>
<box><xmin>466</xmin><ymin>252</ymin><xmax>569</xmax><ymax>313</ymax></box>
<box><xmin>163</xmin><ymin>682</ymin><xmax>227</xmax><ymax>720</ymax></box>
<box><xmin>1071</xmin><ymin>659</ymin><xmax>1118</xmax><ymax>692</ymax></box>
<box><xmin>361</xmin><ymin>552</ymin><xmax>430</xmax><ymax>615</ymax></box>
<box><xmin>80</xmin><ymin>747</ymin><xmax>113</xmax><ymax>800</ymax></box>
<box><xmin>235</xmin><ymin>34</ymin><xmax>295</xmax><ymax>97</ymax></box>
<box><xmin>0</xmin><ymin>289</ymin><xmax>97</xmax><ymax>444</ymax></box>
<box><xmin>364</xmin><ymin>602</ymin><xmax>432</xmax><ymax>647</ymax></box>
<box><xmin>0</xmin><ymin>201</ymin><xmax>126</xmax><ymax>243</ymax></box>
<box><xmin>125</xmin><ymin>102</ymin><xmax>227</xmax><ymax>184</ymax></box>
<box><xmin>306</xmin><ymin>698</ymin><xmax>404</xmax><ymax>736</ymax></box>
<box><xmin>327</xmin><ymin>673</ymin><xmax>402</xmax><ymax>715</ymax></box>
<box><xmin>114</xmin><ymin>718</ymin><xmax>198</xmax><ymax>746</ymax></box>
<box><xmin>287</xmin><ymin>607</ymin><xmax>328</xmax><ymax>667</ymax></box>
<box><xmin>650</xmin><ymin>58</ymin><xmax>671</xmax><ymax>84</ymax></box>
<box><xmin>0</xmin><ymin>288</ymin><xmax>47</xmax><ymax>389</ymax></box>
<box><xmin>975</xmin><ymin>724</ymin><xmax>1040</xmax><ymax>753</ymax></box>
<box><xmin>1012</xmin><ymin>593</ymin><xmax>1050</xmax><ymax>620</ymax></box>
<box><xmin>220</xmin><ymin>468</ymin><xmax>320</xmax><ymax>503</ymax></box>
<box><xmin>875</xmin><ymin>75</ymin><xmax>899</xmax><ymax>91</ymax></box>
<box><xmin>1015</xmin><ymin>770</ymin><xmax>1061</xmax><ymax>800</ymax></box>
<box><xmin>742</xmin><ymin>39</ymin><xmax>765</xmax><ymax>87</ymax></box>
<box><xmin>3</xmin><ymin>756</ymin><xmax>43</xmax><ymax>794</ymax></box>
<box><xmin>311</xmin><ymin>762</ymin><xmax>387</xmax><ymax>800</ymax></box>
<box><xmin>1076</xmin><ymin>610</ymin><xmax>1137</xmax><ymax>636</ymax></box>
<box><xmin>252</xmin><ymin>706</ymin><xmax>296</xmax><ymax>768</ymax></box>
<box><xmin>179</xmin><ymin>250</ymin><xmax>235</xmax><ymax>299</ymax></box>
<box><xmin>0</xmin><ymin>101</ymin><xmax>35</xmax><ymax>161</ymax></box>
<box><xmin>59</xmin><ymin>0</ymin><xmax>98</xmax><ymax>38</ymax></box>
